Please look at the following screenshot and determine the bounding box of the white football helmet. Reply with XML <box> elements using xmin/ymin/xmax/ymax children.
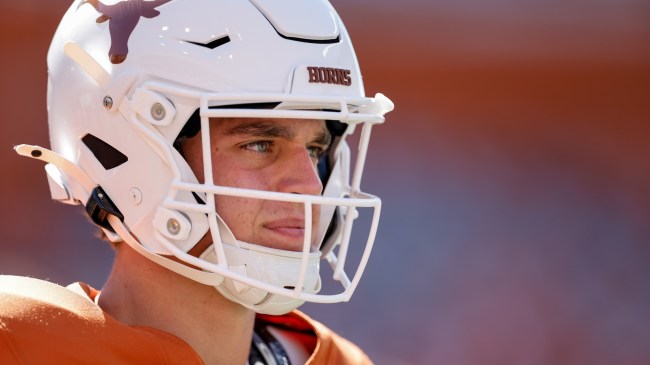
<box><xmin>17</xmin><ymin>0</ymin><xmax>393</xmax><ymax>315</ymax></box>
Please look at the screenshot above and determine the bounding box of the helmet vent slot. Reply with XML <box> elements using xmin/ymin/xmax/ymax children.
<box><xmin>277</xmin><ymin>33</ymin><xmax>340</xmax><ymax>45</ymax></box>
<box><xmin>81</xmin><ymin>134</ymin><xmax>128</xmax><ymax>170</ymax></box>
<box><xmin>208</xmin><ymin>102</ymin><xmax>281</xmax><ymax>110</ymax></box>
<box><xmin>186</xmin><ymin>35</ymin><xmax>231</xmax><ymax>49</ymax></box>
<box><xmin>249</xmin><ymin>0</ymin><xmax>340</xmax><ymax>44</ymax></box>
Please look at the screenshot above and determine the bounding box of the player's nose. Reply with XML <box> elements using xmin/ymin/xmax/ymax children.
<box><xmin>275</xmin><ymin>147</ymin><xmax>323</xmax><ymax>196</ymax></box>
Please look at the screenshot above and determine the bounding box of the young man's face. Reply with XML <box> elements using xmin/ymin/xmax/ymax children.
<box><xmin>184</xmin><ymin>117</ymin><xmax>331</xmax><ymax>252</ymax></box>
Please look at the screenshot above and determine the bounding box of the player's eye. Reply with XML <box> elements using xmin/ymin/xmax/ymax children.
<box><xmin>308</xmin><ymin>145</ymin><xmax>327</xmax><ymax>160</ymax></box>
<box><xmin>242</xmin><ymin>140</ymin><xmax>273</xmax><ymax>154</ymax></box>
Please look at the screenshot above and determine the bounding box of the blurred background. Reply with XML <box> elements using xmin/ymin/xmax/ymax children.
<box><xmin>1</xmin><ymin>0</ymin><xmax>649</xmax><ymax>364</ymax></box>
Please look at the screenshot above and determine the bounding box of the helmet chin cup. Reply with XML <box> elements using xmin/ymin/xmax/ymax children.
<box><xmin>200</xmin><ymin>245</ymin><xmax>321</xmax><ymax>315</ymax></box>
<box><xmin>199</xmin><ymin>216</ymin><xmax>322</xmax><ymax>315</ymax></box>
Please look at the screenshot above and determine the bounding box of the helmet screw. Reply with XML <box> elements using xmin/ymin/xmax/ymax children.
<box><xmin>103</xmin><ymin>96</ymin><xmax>113</xmax><ymax>110</ymax></box>
<box><xmin>129</xmin><ymin>187</ymin><xmax>143</xmax><ymax>206</ymax></box>
<box><xmin>151</xmin><ymin>102</ymin><xmax>166</xmax><ymax>121</ymax></box>
<box><xmin>166</xmin><ymin>218</ymin><xmax>181</xmax><ymax>235</ymax></box>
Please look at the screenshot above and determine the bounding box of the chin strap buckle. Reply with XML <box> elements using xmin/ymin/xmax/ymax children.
<box><xmin>86</xmin><ymin>186</ymin><xmax>124</xmax><ymax>232</ymax></box>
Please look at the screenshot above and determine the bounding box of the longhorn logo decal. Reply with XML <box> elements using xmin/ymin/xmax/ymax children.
<box><xmin>80</xmin><ymin>0</ymin><xmax>172</xmax><ymax>64</ymax></box>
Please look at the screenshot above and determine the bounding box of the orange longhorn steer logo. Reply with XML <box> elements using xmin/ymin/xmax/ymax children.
<box><xmin>80</xmin><ymin>0</ymin><xmax>172</xmax><ymax>64</ymax></box>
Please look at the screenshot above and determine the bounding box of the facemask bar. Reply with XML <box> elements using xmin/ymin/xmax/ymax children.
<box><xmin>198</xmin><ymin>93</ymin><xmax>381</xmax><ymax>300</ymax></box>
<box><xmin>158</xmin><ymin>183</ymin><xmax>381</xmax><ymax>303</ymax></box>
<box><xmin>119</xmin><ymin>81</ymin><xmax>390</xmax><ymax>303</ymax></box>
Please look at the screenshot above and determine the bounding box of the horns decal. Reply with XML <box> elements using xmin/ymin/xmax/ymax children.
<box><xmin>80</xmin><ymin>0</ymin><xmax>172</xmax><ymax>64</ymax></box>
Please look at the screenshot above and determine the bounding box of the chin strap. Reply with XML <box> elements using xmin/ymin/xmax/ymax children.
<box><xmin>107</xmin><ymin>215</ymin><xmax>225</xmax><ymax>287</ymax></box>
<box><xmin>14</xmin><ymin>143</ymin><xmax>223</xmax><ymax>287</ymax></box>
<box><xmin>14</xmin><ymin>144</ymin><xmax>95</xmax><ymax>204</ymax></box>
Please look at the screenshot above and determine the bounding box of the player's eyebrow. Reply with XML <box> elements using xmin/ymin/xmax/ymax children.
<box><xmin>313</xmin><ymin>128</ymin><xmax>332</xmax><ymax>147</ymax></box>
<box><xmin>225</xmin><ymin>121</ymin><xmax>294</xmax><ymax>139</ymax></box>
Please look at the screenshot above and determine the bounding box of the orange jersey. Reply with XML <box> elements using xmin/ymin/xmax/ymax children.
<box><xmin>0</xmin><ymin>275</ymin><xmax>371</xmax><ymax>364</ymax></box>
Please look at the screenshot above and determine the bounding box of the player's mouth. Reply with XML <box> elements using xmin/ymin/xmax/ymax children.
<box><xmin>262</xmin><ymin>218</ymin><xmax>308</xmax><ymax>250</ymax></box>
<box><xmin>263</xmin><ymin>218</ymin><xmax>305</xmax><ymax>237</ymax></box>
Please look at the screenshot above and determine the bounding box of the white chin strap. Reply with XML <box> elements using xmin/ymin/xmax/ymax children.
<box><xmin>199</xmin><ymin>215</ymin><xmax>322</xmax><ymax>315</ymax></box>
<box><xmin>200</xmin><ymin>240</ymin><xmax>322</xmax><ymax>315</ymax></box>
<box><xmin>111</xmin><ymin>213</ymin><xmax>322</xmax><ymax>315</ymax></box>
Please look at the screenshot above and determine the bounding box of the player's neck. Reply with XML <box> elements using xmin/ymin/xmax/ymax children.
<box><xmin>98</xmin><ymin>243</ymin><xmax>255</xmax><ymax>365</ymax></box>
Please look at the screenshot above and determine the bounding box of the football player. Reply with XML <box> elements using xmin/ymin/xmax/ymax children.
<box><xmin>1</xmin><ymin>0</ymin><xmax>393</xmax><ymax>363</ymax></box>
